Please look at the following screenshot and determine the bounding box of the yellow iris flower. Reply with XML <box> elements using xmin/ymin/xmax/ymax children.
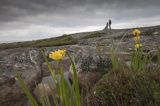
<box><xmin>49</xmin><ymin>49</ymin><xmax>66</xmax><ymax>60</ymax></box>
<box><xmin>134</xmin><ymin>36</ymin><xmax>140</xmax><ymax>43</ymax></box>
<box><xmin>135</xmin><ymin>43</ymin><xmax>142</xmax><ymax>49</ymax></box>
<box><xmin>133</xmin><ymin>29</ymin><xmax>141</xmax><ymax>36</ymax></box>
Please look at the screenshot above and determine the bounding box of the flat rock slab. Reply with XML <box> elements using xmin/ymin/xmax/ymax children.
<box><xmin>0</xmin><ymin>48</ymin><xmax>43</xmax><ymax>105</ymax></box>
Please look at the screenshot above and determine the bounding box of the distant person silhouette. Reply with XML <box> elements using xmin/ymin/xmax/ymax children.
<box><xmin>109</xmin><ymin>19</ymin><xmax>112</xmax><ymax>29</ymax></box>
<box><xmin>104</xmin><ymin>22</ymin><xmax>109</xmax><ymax>30</ymax></box>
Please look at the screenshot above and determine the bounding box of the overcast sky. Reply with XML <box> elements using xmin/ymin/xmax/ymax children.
<box><xmin>0</xmin><ymin>0</ymin><xmax>160</xmax><ymax>42</ymax></box>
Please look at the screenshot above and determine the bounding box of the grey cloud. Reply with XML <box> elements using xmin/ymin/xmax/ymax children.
<box><xmin>0</xmin><ymin>0</ymin><xmax>160</xmax><ymax>42</ymax></box>
<box><xmin>0</xmin><ymin>0</ymin><xmax>160</xmax><ymax>23</ymax></box>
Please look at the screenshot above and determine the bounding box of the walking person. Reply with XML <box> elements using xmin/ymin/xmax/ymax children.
<box><xmin>104</xmin><ymin>22</ymin><xmax>109</xmax><ymax>30</ymax></box>
<box><xmin>106</xmin><ymin>22</ymin><xmax>108</xmax><ymax>29</ymax></box>
<box><xmin>109</xmin><ymin>19</ymin><xmax>112</xmax><ymax>30</ymax></box>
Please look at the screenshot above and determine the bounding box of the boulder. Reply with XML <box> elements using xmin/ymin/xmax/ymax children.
<box><xmin>69</xmin><ymin>51</ymin><xmax>112</xmax><ymax>91</ymax></box>
<box><xmin>0</xmin><ymin>48</ymin><xmax>43</xmax><ymax>106</ymax></box>
<box><xmin>34</xmin><ymin>72</ymin><xmax>71</xmax><ymax>97</ymax></box>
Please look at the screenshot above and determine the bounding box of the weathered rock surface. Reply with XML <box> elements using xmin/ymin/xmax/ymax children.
<box><xmin>0</xmin><ymin>48</ymin><xmax>43</xmax><ymax>106</ymax></box>
<box><xmin>69</xmin><ymin>51</ymin><xmax>112</xmax><ymax>91</ymax></box>
<box><xmin>42</xmin><ymin>57</ymin><xmax>71</xmax><ymax>77</ymax></box>
<box><xmin>34</xmin><ymin>72</ymin><xmax>71</xmax><ymax>97</ymax></box>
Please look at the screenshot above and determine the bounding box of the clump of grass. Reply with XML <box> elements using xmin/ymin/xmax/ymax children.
<box><xmin>15</xmin><ymin>73</ymin><xmax>39</xmax><ymax>106</ymax></box>
<box><xmin>110</xmin><ymin>41</ymin><xmax>120</xmax><ymax>70</ymax></box>
<box><xmin>131</xmin><ymin>29</ymin><xmax>151</xmax><ymax>71</ymax></box>
<box><xmin>88</xmin><ymin>67</ymin><xmax>160</xmax><ymax>106</ymax></box>
<box><xmin>131</xmin><ymin>49</ymin><xmax>151</xmax><ymax>71</ymax></box>
<box><xmin>16</xmin><ymin>49</ymin><xmax>81</xmax><ymax>106</ymax></box>
<box><xmin>109</xmin><ymin>29</ymin><xmax>128</xmax><ymax>71</ymax></box>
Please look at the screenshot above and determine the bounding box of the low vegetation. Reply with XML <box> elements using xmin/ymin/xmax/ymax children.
<box><xmin>0</xmin><ymin>32</ymin><xmax>105</xmax><ymax>50</ymax></box>
<box><xmin>88</xmin><ymin>66</ymin><xmax>160</xmax><ymax>106</ymax></box>
<box><xmin>16</xmin><ymin>29</ymin><xmax>160</xmax><ymax>106</ymax></box>
<box><xmin>0</xmin><ymin>35</ymin><xmax>77</xmax><ymax>50</ymax></box>
<box><xmin>88</xmin><ymin>49</ymin><xmax>160</xmax><ymax>105</ymax></box>
<box><xmin>81</xmin><ymin>32</ymin><xmax>105</xmax><ymax>39</ymax></box>
<box><xmin>87</xmin><ymin>29</ymin><xmax>160</xmax><ymax>106</ymax></box>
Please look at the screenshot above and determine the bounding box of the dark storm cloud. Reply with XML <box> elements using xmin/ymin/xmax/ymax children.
<box><xmin>0</xmin><ymin>0</ymin><xmax>160</xmax><ymax>23</ymax></box>
<box><xmin>0</xmin><ymin>0</ymin><xmax>160</xmax><ymax>42</ymax></box>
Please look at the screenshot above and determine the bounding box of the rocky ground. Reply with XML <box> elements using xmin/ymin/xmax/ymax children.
<box><xmin>0</xmin><ymin>25</ymin><xmax>160</xmax><ymax>105</ymax></box>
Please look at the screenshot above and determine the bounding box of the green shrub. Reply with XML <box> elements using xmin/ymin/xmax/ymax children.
<box><xmin>88</xmin><ymin>68</ymin><xmax>160</xmax><ymax>106</ymax></box>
